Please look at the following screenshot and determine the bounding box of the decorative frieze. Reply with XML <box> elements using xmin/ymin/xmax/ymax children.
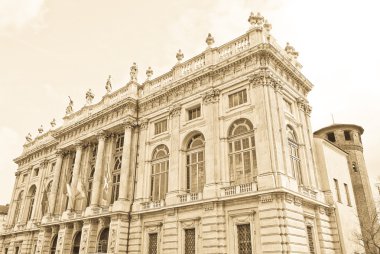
<box><xmin>260</xmin><ymin>194</ymin><xmax>273</xmax><ymax>203</ymax></box>
<box><xmin>202</xmin><ymin>88</ymin><xmax>220</xmax><ymax>104</ymax></box>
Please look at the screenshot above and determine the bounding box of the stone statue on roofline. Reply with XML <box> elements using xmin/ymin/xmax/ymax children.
<box><xmin>25</xmin><ymin>133</ymin><xmax>32</xmax><ymax>142</ymax></box>
<box><xmin>66</xmin><ymin>96</ymin><xmax>74</xmax><ymax>115</ymax></box>
<box><xmin>130</xmin><ymin>63</ymin><xmax>138</xmax><ymax>82</ymax></box>
<box><xmin>105</xmin><ymin>75</ymin><xmax>112</xmax><ymax>93</ymax></box>
<box><xmin>85</xmin><ymin>89</ymin><xmax>94</xmax><ymax>105</ymax></box>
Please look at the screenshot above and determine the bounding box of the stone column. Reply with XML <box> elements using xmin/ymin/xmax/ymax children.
<box><xmin>113</xmin><ymin>121</ymin><xmax>133</xmax><ymax>211</ymax></box>
<box><xmin>166</xmin><ymin>105</ymin><xmax>181</xmax><ymax>205</ymax></box>
<box><xmin>202</xmin><ymin>88</ymin><xmax>220</xmax><ymax>198</ymax></box>
<box><xmin>67</xmin><ymin>142</ymin><xmax>83</xmax><ymax>211</ymax></box>
<box><xmin>134</xmin><ymin>120</ymin><xmax>148</xmax><ymax>207</ymax></box>
<box><xmin>49</xmin><ymin>150</ymin><xmax>64</xmax><ymax>215</ymax></box>
<box><xmin>90</xmin><ymin>131</ymin><xmax>106</xmax><ymax>208</ymax></box>
<box><xmin>32</xmin><ymin>160</ymin><xmax>49</xmax><ymax>221</ymax></box>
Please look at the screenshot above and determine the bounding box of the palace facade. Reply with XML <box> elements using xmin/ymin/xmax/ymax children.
<box><xmin>0</xmin><ymin>12</ymin><xmax>374</xmax><ymax>254</ymax></box>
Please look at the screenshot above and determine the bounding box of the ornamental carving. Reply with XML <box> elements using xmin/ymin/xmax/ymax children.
<box><xmin>248</xmin><ymin>68</ymin><xmax>278</xmax><ymax>88</ymax></box>
<box><xmin>80</xmin><ymin>229</ymin><xmax>88</xmax><ymax>253</ymax></box>
<box><xmin>296</xmin><ymin>97</ymin><xmax>312</xmax><ymax>116</ymax></box>
<box><xmin>202</xmin><ymin>88</ymin><xmax>220</xmax><ymax>104</ymax></box>
<box><xmin>109</xmin><ymin>228</ymin><xmax>116</xmax><ymax>253</ymax></box>
<box><xmin>169</xmin><ymin>105</ymin><xmax>181</xmax><ymax>118</ymax></box>
<box><xmin>260</xmin><ymin>194</ymin><xmax>273</xmax><ymax>203</ymax></box>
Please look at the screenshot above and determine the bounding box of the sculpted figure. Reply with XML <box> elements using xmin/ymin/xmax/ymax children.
<box><xmin>85</xmin><ymin>89</ymin><xmax>94</xmax><ymax>105</ymax></box>
<box><xmin>105</xmin><ymin>75</ymin><xmax>112</xmax><ymax>93</ymax></box>
<box><xmin>26</xmin><ymin>133</ymin><xmax>32</xmax><ymax>142</ymax></box>
<box><xmin>66</xmin><ymin>96</ymin><xmax>74</xmax><ymax>115</ymax></box>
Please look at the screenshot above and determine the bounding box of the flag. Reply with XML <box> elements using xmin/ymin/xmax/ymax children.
<box><xmin>41</xmin><ymin>181</ymin><xmax>50</xmax><ymax>215</ymax></box>
<box><xmin>102</xmin><ymin>163</ymin><xmax>110</xmax><ymax>200</ymax></box>
<box><xmin>77</xmin><ymin>169</ymin><xmax>86</xmax><ymax>199</ymax></box>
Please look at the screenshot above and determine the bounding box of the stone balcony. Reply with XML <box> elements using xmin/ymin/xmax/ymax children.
<box><xmin>178</xmin><ymin>192</ymin><xmax>203</xmax><ymax>203</ymax></box>
<box><xmin>221</xmin><ymin>182</ymin><xmax>258</xmax><ymax>197</ymax></box>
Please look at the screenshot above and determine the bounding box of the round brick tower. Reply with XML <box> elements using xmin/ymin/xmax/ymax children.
<box><xmin>314</xmin><ymin>124</ymin><xmax>378</xmax><ymax>253</ymax></box>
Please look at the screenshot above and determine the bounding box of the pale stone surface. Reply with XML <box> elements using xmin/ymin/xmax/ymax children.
<box><xmin>0</xmin><ymin>12</ymin><xmax>373</xmax><ymax>254</ymax></box>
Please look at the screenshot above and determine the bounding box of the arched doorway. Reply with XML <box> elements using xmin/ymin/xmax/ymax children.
<box><xmin>71</xmin><ymin>231</ymin><xmax>81</xmax><ymax>254</ymax></box>
<box><xmin>50</xmin><ymin>234</ymin><xmax>58</xmax><ymax>254</ymax></box>
<box><xmin>97</xmin><ymin>227</ymin><xmax>109</xmax><ymax>253</ymax></box>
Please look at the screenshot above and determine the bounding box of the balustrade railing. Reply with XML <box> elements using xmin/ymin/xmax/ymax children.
<box><xmin>178</xmin><ymin>192</ymin><xmax>202</xmax><ymax>203</ymax></box>
<box><xmin>222</xmin><ymin>182</ymin><xmax>258</xmax><ymax>197</ymax></box>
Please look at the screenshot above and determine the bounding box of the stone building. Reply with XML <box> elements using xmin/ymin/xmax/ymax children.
<box><xmin>0</xmin><ymin>12</ymin><xmax>372</xmax><ymax>254</ymax></box>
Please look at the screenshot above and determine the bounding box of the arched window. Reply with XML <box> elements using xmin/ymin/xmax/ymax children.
<box><xmin>26</xmin><ymin>185</ymin><xmax>37</xmax><ymax>221</ymax></box>
<box><xmin>97</xmin><ymin>227</ymin><xmax>109</xmax><ymax>253</ymax></box>
<box><xmin>72</xmin><ymin>231</ymin><xmax>82</xmax><ymax>254</ymax></box>
<box><xmin>13</xmin><ymin>191</ymin><xmax>24</xmax><ymax>224</ymax></box>
<box><xmin>111</xmin><ymin>134</ymin><xmax>124</xmax><ymax>204</ymax></box>
<box><xmin>50</xmin><ymin>234</ymin><xmax>58</xmax><ymax>254</ymax></box>
<box><xmin>42</xmin><ymin>181</ymin><xmax>52</xmax><ymax>216</ymax></box>
<box><xmin>287</xmin><ymin>126</ymin><xmax>302</xmax><ymax>184</ymax></box>
<box><xmin>151</xmin><ymin>145</ymin><xmax>169</xmax><ymax>201</ymax></box>
<box><xmin>228</xmin><ymin>119</ymin><xmax>257</xmax><ymax>184</ymax></box>
<box><xmin>186</xmin><ymin>134</ymin><xmax>205</xmax><ymax>193</ymax></box>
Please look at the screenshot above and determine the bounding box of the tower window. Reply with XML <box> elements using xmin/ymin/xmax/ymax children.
<box><xmin>327</xmin><ymin>132</ymin><xmax>336</xmax><ymax>142</ymax></box>
<box><xmin>352</xmin><ymin>162</ymin><xmax>358</xmax><ymax>172</ymax></box>
<box><xmin>344</xmin><ymin>130</ymin><xmax>351</xmax><ymax>141</ymax></box>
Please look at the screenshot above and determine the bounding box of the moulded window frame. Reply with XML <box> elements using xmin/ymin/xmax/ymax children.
<box><xmin>228</xmin><ymin>89</ymin><xmax>248</xmax><ymax>109</ymax></box>
<box><xmin>186</xmin><ymin>104</ymin><xmax>202</xmax><ymax>122</ymax></box>
<box><xmin>153</xmin><ymin>118</ymin><xmax>169</xmax><ymax>136</ymax></box>
<box><xmin>228</xmin><ymin>211</ymin><xmax>256</xmax><ymax>254</ymax></box>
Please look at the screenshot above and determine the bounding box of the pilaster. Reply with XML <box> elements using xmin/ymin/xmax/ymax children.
<box><xmin>90</xmin><ymin>131</ymin><xmax>106</xmax><ymax>208</ymax></box>
<box><xmin>202</xmin><ymin>88</ymin><xmax>220</xmax><ymax>198</ymax></box>
<box><xmin>113</xmin><ymin>121</ymin><xmax>133</xmax><ymax>212</ymax></box>
<box><xmin>166</xmin><ymin>105</ymin><xmax>181</xmax><ymax>205</ymax></box>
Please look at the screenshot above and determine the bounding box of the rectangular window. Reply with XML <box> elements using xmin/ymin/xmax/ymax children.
<box><xmin>344</xmin><ymin>183</ymin><xmax>352</xmax><ymax>206</ymax></box>
<box><xmin>4</xmin><ymin>248</ymin><xmax>8</xmax><ymax>254</ymax></box>
<box><xmin>284</xmin><ymin>99</ymin><xmax>293</xmax><ymax>114</ymax></box>
<box><xmin>344</xmin><ymin>130</ymin><xmax>351</xmax><ymax>140</ymax></box>
<box><xmin>154</xmin><ymin>119</ymin><xmax>168</xmax><ymax>135</ymax></box>
<box><xmin>306</xmin><ymin>226</ymin><xmax>315</xmax><ymax>254</ymax></box>
<box><xmin>229</xmin><ymin>90</ymin><xmax>247</xmax><ymax>108</ymax></box>
<box><xmin>237</xmin><ymin>224</ymin><xmax>252</xmax><ymax>254</ymax></box>
<box><xmin>334</xmin><ymin>178</ymin><xmax>341</xmax><ymax>203</ymax></box>
<box><xmin>185</xmin><ymin>228</ymin><xmax>196</xmax><ymax>254</ymax></box>
<box><xmin>148</xmin><ymin>233</ymin><xmax>158</xmax><ymax>254</ymax></box>
<box><xmin>188</xmin><ymin>106</ymin><xmax>201</xmax><ymax>121</ymax></box>
<box><xmin>34</xmin><ymin>168</ymin><xmax>39</xmax><ymax>177</ymax></box>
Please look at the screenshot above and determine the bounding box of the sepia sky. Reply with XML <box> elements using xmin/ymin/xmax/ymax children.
<box><xmin>0</xmin><ymin>0</ymin><xmax>379</xmax><ymax>204</ymax></box>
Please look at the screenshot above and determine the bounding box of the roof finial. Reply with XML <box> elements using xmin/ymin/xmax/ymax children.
<box><xmin>105</xmin><ymin>75</ymin><xmax>112</xmax><ymax>93</ymax></box>
<box><xmin>205</xmin><ymin>33</ymin><xmax>215</xmax><ymax>48</ymax></box>
<box><xmin>50</xmin><ymin>118</ymin><xmax>56</xmax><ymax>128</ymax></box>
<box><xmin>146</xmin><ymin>67</ymin><xmax>153</xmax><ymax>81</ymax></box>
<box><xmin>130</xmin><ymin>63</ymin><xmax>138</xmax><ymax>82</ymax></box>
<box><xmin>176</xmin><ymin>49</ymin><xmax>184</xmax><ymax>63</ymax></box>
<box><xmin>38</xmin><ymin>125</ymin><xmax>43</xmax><ymax>134</ymax></box>
<box><xmin>248</xmin><ymin>12</ymin><xmax>264</xmax><ymax>29</ymax></box>
<box><xmin>66</xmin><ymin>96</ymin><xmax>74</xmax><ymax>115</ymax></box>
<box><xmin>285</xmin><ymin>42</ymin><xmax>299</xmax><ymax>59</ymax></box>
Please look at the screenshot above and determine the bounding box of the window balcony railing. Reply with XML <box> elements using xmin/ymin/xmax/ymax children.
<box><xmin>298</xmin><ymin>185</ymin><xmax>317</xmax><ymax>199</ymax></box>
<box><xmin>141</xmin><ymin>200</ymin><xmax>165</xmax><ymax>210</ymax></box>
<box><xmin>178</xmin><ymin>192</ymin><xmax>203</xmax><ymax>203</ymax></box>
<box><xmin>221</xmin><ymin>182</ymin><xmax>258</xmax><ymax>197</ymax></box>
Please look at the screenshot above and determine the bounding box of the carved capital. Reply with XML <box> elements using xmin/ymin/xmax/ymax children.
<box><xmin>169</xmin><ymin>105</ymin><xmax>181</xmax><ymax>118</ymax></box>
<box><xmin>40</xmin><ymin>159</ymin><xmax>49</xmax><ymax>168</ymax></box>
<box><xmin>96</xmin><ymin>130</ymin><xmax>106</xmax><ymax>141</ymax></box>
<box><xmin>139</xmin><ymin>119</ymin><xmax>149</xmax><ymax>130</ymax></box>
<box><xmin>260</xmin><ymin>194</ymin><xmax>273</xmax><ymax>203</ymax></box>
<box><xmin>74</xmin><ymin>141</ymin><xmax>84</xmax><ymax>150</ymax></box>
<box><xmin>248</xmin><ymin>68</ymin><xmax>277</xmax><ymax>88</ymax></box>
<box><xmin>55</xmin><ymin>149</ymin><xmax>64</xmax><ymax>157</ymax></box>
<box><xmin>202</xmin><ymin>88</ymin><xmax>220</xmax><ymax>104</ymax></box>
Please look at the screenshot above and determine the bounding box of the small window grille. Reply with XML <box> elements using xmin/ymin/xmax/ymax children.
<box><xmin>344</xmin><ymin>183</ymin><xmax>352</xmax><ymax>206</ymax></box>
<box><xmin>229</xmin><ymin>90</ymin><xmax>247</xmax><ymax>108</ymax></box>
<box><xmin>237</xmin><ymin>224</ymin><xmax>252</xmax><ymax>254</ymax></box>
<box><xmin>306</xmin><ymin>226</ymin><xmax>315</xmax><ymax>254</ymax></box>
<box><xmin>148</xmin><ymin>233</ymin><xmax>158</xmax><ymax>254</ymax></box>
<box><xmin>334</xmin><ymin>178</ymin><xmax>341</xmax><ymax>203</ymax></box>
<box><xmin>188</xmin><ymin>106</ymin><xmax>201</xmax><ymax>121</ymax></box>
<box><xmin>185</xmin><ymin>228</ymin><xmax>196</xmax><ymax>254</ymax></box>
